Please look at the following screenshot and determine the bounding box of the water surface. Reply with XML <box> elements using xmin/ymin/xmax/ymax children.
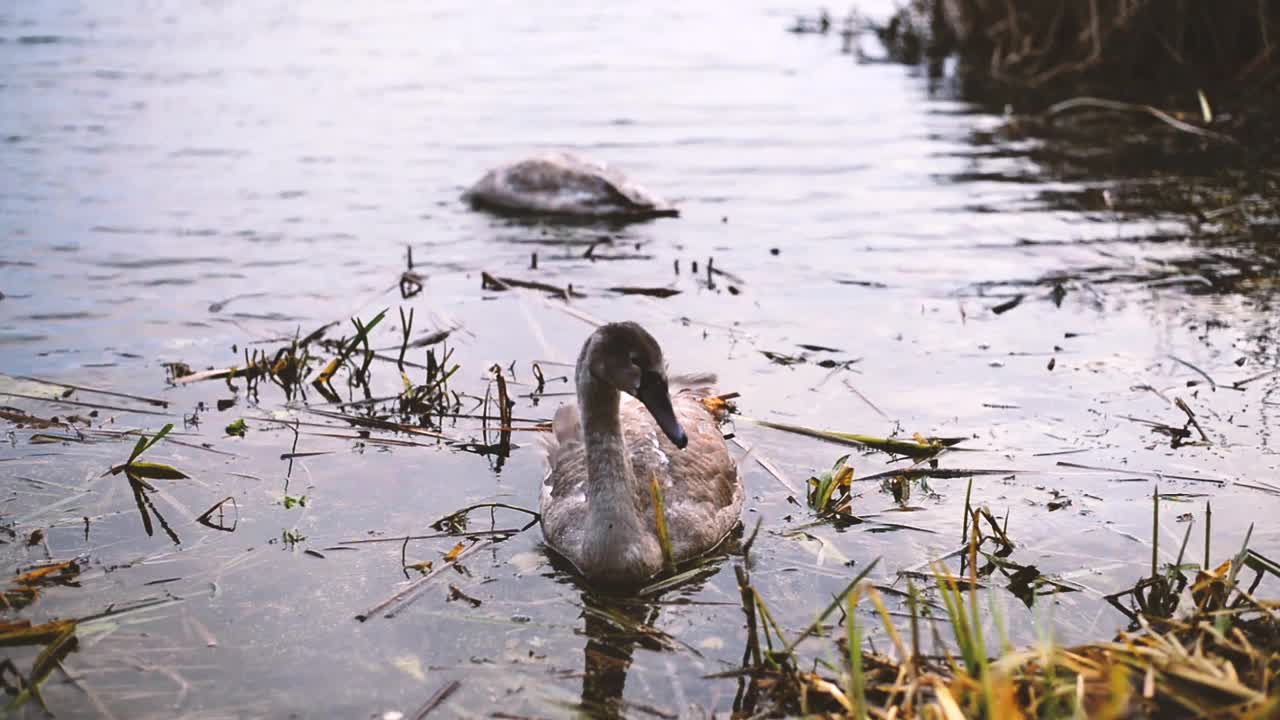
<box><xmin>2</xmin><ymin>1</ymin><xmax>1278</xmax><ymax>717</ymax></box>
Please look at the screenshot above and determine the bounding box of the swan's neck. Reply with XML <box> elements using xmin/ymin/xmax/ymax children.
<box><xmin>577</xmin><ymin>369</ymin><xmax>656</xmax><ymax>577</ymax></box>
<box><xmin>578</xmin><ymin>371</ymin><xmax>639</xmax><ymax>513</ymax></box>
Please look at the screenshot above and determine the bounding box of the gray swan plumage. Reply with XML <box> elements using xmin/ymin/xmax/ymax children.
<box><xmin>539</xmin><ymin>322</ymin><xmax>742</xmax><ymax>585</ymax></box>
<box><xmin>463</xmin><ymin>152</ymin><xmax>678</xmax><ymax>219</ymax></box>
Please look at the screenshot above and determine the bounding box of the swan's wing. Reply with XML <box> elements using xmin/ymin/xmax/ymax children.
<box><xmin>542</xmin><ymin>403</ymin><xmax>583</xmax><ymax>499</ymax></box>
<box><xmin>622</xmin><ymin>386</ymin><xmax>743</xmax><ymax>562</ymax></box>
<box><xmin>539</xmin><ymin>403</ymin><xmax>589</xmax><ymax>564</ymax></box>
<box><xmin>669</xmin><ymin>372</ymin><xmax>717</xmax><ymax>390</ymax></box>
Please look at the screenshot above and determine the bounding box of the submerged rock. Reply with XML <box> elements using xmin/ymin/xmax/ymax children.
<box><xmin>462</xmin><ymin>152</ymin><xmax>678</xmax><ymax>219</ymax></box>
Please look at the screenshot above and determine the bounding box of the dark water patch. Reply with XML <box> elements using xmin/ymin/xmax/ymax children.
<box><xmin>93</xmin><ymin>256</ymin><xmax>229</xmax><ymax>269</ymax></box>
<box><xmin>936</xmin><ymin>169</ymin><xmax>1042</xmax><ymax>185</ymax></box>
<box><xmin>128</xmin><ymin>277</ymin><xmax>195</xmax><ymax>287</ymax></box>
<box><xmin>91</xmin><ymin>225</ymin><xmax>160</xmax><ymax>235</ymax></box>
<box><xmin>235</xmin><ymin>230</ymin><xmax>287</xmax><ymax>243</ymax></box>
<box><xmin>21</xmin><ymin>311</ymin><xmax>105</xmax><ymax>321</ymax></box>
<box><xmin>175</xmin><ymin>227</ymin><xmax>220</xmax><ymax>237</ymax></box>
<box><xmin>227</xmin><ymin>311</ymin><xmax>298</xmax><ymax>322</ymax></box>
<box><xmin>169</xmin><ymin>147</ymin><xmax>248</xmax><ymax>158</ymax></box>
<box><xmin>16</xmin><ymin>35</ymin><xmax>73</xmax><ymax>45</ymax></box>
<box><xmin>0</xmin><ymin>332</ymin><xmax>49</xmax><ymax>345</ymax></box>
<box><xmin>139</xmin><ymin>69</ymin><xmax>224</xmax><ymax>84</ymax></box>
<box><xmin>239</xmin><ymin>258</ymin><xmax>301</xmax><ymax>268</ymax></box>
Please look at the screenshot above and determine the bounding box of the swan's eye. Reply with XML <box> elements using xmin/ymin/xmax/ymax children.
<box><xmin>629</xmin><ymin>353</ymin><xmax>642</xmax><ymax>368</ymax></box>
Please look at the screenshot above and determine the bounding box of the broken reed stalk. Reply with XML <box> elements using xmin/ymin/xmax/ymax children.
<box><xmin>412</xmin><ymin>679</ymin><xmax>460</xmax><ymax>720</ymax></box>
<box><xmin>397</xmin><ymin>307</ymin><xmax>414</xmax><ymax>373</ymax></box>
<box><xmin>1152</xmin><ymin>485</ymin><xmax>1159</xmax><ymax>579</ymax></box>
<box><xmin>314</xmin><ymin>308</ymin><xmax>387</xmax><ymax>387</ymax></box>
<box><xmin>781</xmin><ymin>558</ymin><xmax>880</xmax><ymax>656</ymax></box>
<box><xmin>488</xmin><ymin>364</ymin><xmax>513</xmax><ymax>443</ymax></box>
<box><xmin>845</xmin><ymin>589</ymin><xmax>867</xmax><ymax>720</ymax></box>
<box><xmin>430</xmin><ymin>502</ymin><xmax>540</xmax><ymax>531</ymax></box>
<box><xmin>1174</xmin><ymin>514</ymin><xmax>1194</xmax><ymax>569</ymax></box>
<box><xmin>0</xmin><ymin>391</ymin><xmax>171</xmax><ymax>417</ymax></box>
<box><xmin>11</xmin><ymin>375</ymin><xmax>169</xmax><ymax>407</ymax></box>
<box><xmin>650</xmin><ymin>473</ymin><xmax>676</xmax><ymax>574</ymax></box>
<box><xmin>735</xmin><ymin>565</ymin><xmax>762</xmax><ymax>667</ymax></box>
<box><xmin>355</xmin><ymin>539</ymin><xmax>493</xmax><ymax>621</ymax></box>
<box><xmin>1204</xmin><ymin>501</ymin><xmax>1212</xmax><ymax>570</ymax></box>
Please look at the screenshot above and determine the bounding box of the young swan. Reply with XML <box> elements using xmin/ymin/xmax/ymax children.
<box><xmin>540</xmin><ymin>322</ymin><xmax>743</xmax><ymax>585</ymax></box>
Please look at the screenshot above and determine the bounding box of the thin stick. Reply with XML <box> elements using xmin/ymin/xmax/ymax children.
<box><xmin>356</xmin><ymin>539</ymin><xmax>492</xmax><ymax>621</ymax></box>
<box><xmin>1167</xmin><ymin>355</ymin><xmax>1218</xmax><ymax>389</ymax></box>
<box><xmin>1044</xmin><ymin>96</ymin><xmax>1238</xmax><ymax>144</ymax></box>
<box><xmin>10</xmin><ymin>375</ymin><xmax>169</xmax><ymax>407</ymax></box>
<box><xmin>1151</xmin><ymin>485</ymin><xmax>1160</xmax><ymax>579</ymax></box>
<box><xmin>0</xmin><ymin>391</ymin><xmax>171</xmax><ymax>417</ymax></box>
<box><xmin>413</xmin><ymin>680</ymin><xmax>461</xmax><ymax>720</ymax></box>
<box><xmin>431</xmin><ymin>502</ymin><xmax>539</xmax><ymax>527</ymax></box>
<box><xmin>1056</xmin><ymin>461</ymin><xmax>1226</xmax><ymax>485</ymax></box>
<box><xmin>734</xmin><ymin>565</ymin><xmax>761</xmax><ymax>666</ymax></box>
<box><xmin>1175</xmin><ymin>397</ymin><xmax>1210</xmax><ymax>441</ymax></box>
<box><xmin>841</xmin><ymin>379</ymin><xmax>890</xmax><ymax>421</ymax></box>
<box><xmin>782</xmin><ymin>558</ymin><xmax>880</xmax><ymax>656</ymax></box>
<box><xmin>1232</xmin><ymin>367</ymin><xmax>1279</xmax><ymax>389</ymax></box>
<box><xmin>338</xmin><ymin>528</ymin><xmax>525</xmax><ymax>545</ymax></box>
<box><xmin>729</xmin><ymin>438</ymin><xmax>799</xmax><ymax>495</ymax></box>
<box><xmin>1204</xmin><ymin>501</ymin><xmax>1212</xmax><ymax>570</ymax></box>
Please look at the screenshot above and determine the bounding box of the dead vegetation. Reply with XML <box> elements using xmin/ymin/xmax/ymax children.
<box><xmin>940</xmin><ymin>0</ymin><xmax>1280</xmax><ymax>97</ymax></box>
<box><xmin>728</xmin><ymin>493</ymin><xmax>1279</xmax><ymax>719</ymax></box>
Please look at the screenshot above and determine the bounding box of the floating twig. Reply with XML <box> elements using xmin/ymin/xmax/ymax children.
<box><xmin>1044</xmin><ymin>96</ymin><xmax>1238</xmax><ymax>144</ymax></box>
<box><xmin>1167</xmin><ymin>354</ymin><xmax>1217</xmax><ymax>390</ymax></box>
<box><xmin>8</xmin><ymin>375</ymin><xmax>169</xmax><ymax>407</ymax></box>
<box><xmin>356</xmin><ymin>539</ymin><xmax>494</xmax><ymax>621</ymax></box>
<box><xmin>0</xmin><ymin>391</ymin><xmax>170</xmax><ymax>417</ymax></box>
<box><xmin>412</xmin><ymin>680</ymin><xmax>461</xmax><ymax>720</ymax></box>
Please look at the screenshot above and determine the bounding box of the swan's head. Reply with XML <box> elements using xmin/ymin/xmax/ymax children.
<box><xmin>581</xmin><ymin>322</ymin><xmax>688</xmax><ymax>449</ymax></box>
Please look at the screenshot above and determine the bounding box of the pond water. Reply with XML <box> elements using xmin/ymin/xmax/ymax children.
<box><xmin>2</xmin><ymin>1</ymin><xmax>1278</xmax><ymax>717</ymax></box>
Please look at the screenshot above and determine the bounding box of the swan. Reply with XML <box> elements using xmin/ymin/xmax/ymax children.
<box><xmin>539</xmin><ymin>322</ymin><xmax>743</xmax><ymax>585</ymax></box>
<box><xmin>463</xmin><ymin>152</ymin><xmax>679</xmax><ymax>219</ymax></box>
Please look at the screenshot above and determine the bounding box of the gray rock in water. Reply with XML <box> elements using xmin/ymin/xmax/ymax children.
<box><xmin>462</xmin><ymin>152</ymin><xmax>678</xmax><ymax>219</ymax></box>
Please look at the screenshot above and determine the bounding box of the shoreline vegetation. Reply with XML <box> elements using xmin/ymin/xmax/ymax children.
<box><xmin>867</xmin><ymin>0</ymin><xmax>1280</xmax><ymax>231</ymax></box>
<box><xmin>727</xmin><ymin>493</ymin><xmax>1279</xmax><ymax>718</ymax></box>
<box><xmin>776</xmin><ymin>2</ymin><xmax>1280</xmax><ymax>717</ymax></box>
<box><xmin>785</xmin><ymin>1</ymin><xmax>1280</xmax><ymax>242</ymax></box>
<box><xmin>778</xmin><ymin>2</ymin><xmax>1280</xmax><ymax>712</ymax></box>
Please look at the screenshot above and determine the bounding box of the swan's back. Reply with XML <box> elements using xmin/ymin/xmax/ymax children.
<box><xmin>540</xmin><ymin>379</ymin><xmax>742</xmax><ymax>574</ymax></box>
<box><xmin>462</xmin><ymin>152</ymin><xmax>678</xmax><ymax>218</ymax></box>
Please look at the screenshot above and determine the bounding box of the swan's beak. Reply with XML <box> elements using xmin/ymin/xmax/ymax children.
<box><xmin>638</xmin><ymin>371</ymin><xmax>688</xmax><ymax>449</ymax></box>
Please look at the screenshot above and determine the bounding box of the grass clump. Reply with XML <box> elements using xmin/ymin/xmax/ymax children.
<box><xmin>729</xmin><ymin>499</ymin><xmax>1279</xmax><ymax>719</ymax></box>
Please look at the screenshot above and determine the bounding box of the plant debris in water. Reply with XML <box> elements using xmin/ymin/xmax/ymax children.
<box><xmin>726</xmin><ymin>499</ymin><xmax>1279</xmax><ymax>719</ymax></box>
